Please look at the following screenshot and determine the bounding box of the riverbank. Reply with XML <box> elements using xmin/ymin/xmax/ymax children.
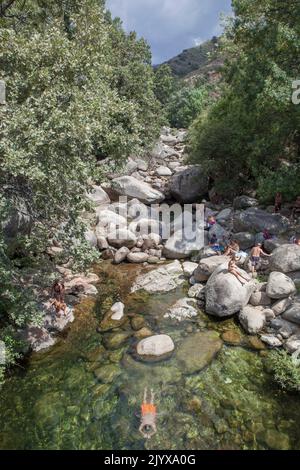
<box><xmin>0</xmin><ymin>261</ymin><xmax>300</xmax><ymax>450</ymax></box>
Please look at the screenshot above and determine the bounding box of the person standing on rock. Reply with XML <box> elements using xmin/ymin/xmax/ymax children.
<box><xmin>139</xmin><ymin>387</ymin><xmax>157</xmax><ymax>439</ymax></box>
<box><xmin>250</xmin><ymin>243</ymin><xmax>271</xmax><ymax>275</ymax></box>
<box><xmin>51</xmin><ymin>279</ymin><xmax>65</xmax><ymax>303</ymax></box>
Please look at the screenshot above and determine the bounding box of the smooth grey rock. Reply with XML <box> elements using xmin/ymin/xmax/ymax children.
<box><xmin>266</xmin><ymin>272</ymin><xmax>296</xmax><ymax>299</ymax></box>
<box><xmin>233</xmin><ymin>208</ymin><xmax>290</xmax><ymax>235</ymax></box>
<box><xmin>233</xmin><ymin>196</ymin><xmax>258</xmax><ymax>210</ymax></box>
<box><xmin>283</xmin><ymin>302</ymin><xmax>300</xmax><ymax>325</ymax></box>
<box><xmin>136</xmin><ymin>335</ymin><xmax>174</xmax><ymax>360</ymax></box>
<box><xmin>156</xmin><ymin>166</ymin><xmax>172</xmax><ymax>176</ymax></box>
<box><xmin>96</xmin><ymin>209</ymin><xmax>127</xmax><ymax>228</ymax></box>
<box><xmin>87</xmin><ymin>185</ymin><xmax>110</xmax><ymax>207</ymax></box>
<box><xmin>169</xmin><ymin>166</ymin><xmax>208</xmax><ymax>203</ymax></box>
<box><xmin>270</xmin><ymin>244</ymin><xmax>300</xmax><ymax>273</ymax></box>
<box><xmin>20</xmin><ymin>326</ymin><xmax>55</xmax><ymax>352</ymax></box>
<box><xmin>250</xmin><ymin>291</ymin><xmax>272</xmax><ymax>307</ymax></box>
<box><xmin>163</xmin><ymin>230</ymin><xmax>202</xmax><ymax>259</ymax></box>
<box><xmin>127</xmin><ymin>252</ymin><xmax>149</xmax><ymax>263</ymax></box>
<box><xmin>216</xmin><ymin>208</ymin><xmax>232</xmax><ymax>222</ymax></box>
<box><xmin>114</xmin><ymin>247</ymin><xmax>130</xmax><ymax>264</ymax></box>
<box><xmin>111</xmin><ymin>176</ymin><xmax>164</xmax><ymax>204</ymax></box>
<box><xmin>239</xmin><ymin>305</ymin><xmax>266</xmax><ymax>334</ymax></box>
<box><xmin>206</xmin><ymin>265</ymin><xmax>255</xmax><ymax>317</ymax></box>
<box><xmin>182</xmin><ymin>261</ymin><xmax>198</xmax><ymax>277</ymax></box>
<box><xmin>272</xmin><ymin>297</ymin><xmax>293</xmax><ymax>316</ymax></box>
<box><xmin>284</xmin><ymin>334</ymin><xmax>300</xmax><ymax>354</ymax></box>
<box><xmin>110</xmin><ymin>302</ymin><xmax>125</xmax><ymax>321</ymax></box>
<box><xmin>194</xmin><ymin>256</ymin><xmax>230</xmax><ymax>282</ymax></box>
<box><xmin>233</xmin><ymin>232</ymin><xmax>256</xmax><ymax>250</ymax></box>
<box><xmin>107</xmin><ymin>228</ymin><xmax>137</xmax><ymax>249</ymax></box>
<box><xmin>260</xmin><ymin>334</ymin><xmax>282</xmax><ymax>348</ymax></box>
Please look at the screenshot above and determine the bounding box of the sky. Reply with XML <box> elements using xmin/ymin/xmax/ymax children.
<box><xmin>106</xmin><ymin>0</ymin><xmax>232</xmax><ymax>64</ymax></box>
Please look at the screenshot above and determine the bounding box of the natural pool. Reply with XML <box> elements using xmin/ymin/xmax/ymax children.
<box><xmin>0</xmin><ymin>262</ymin><xmax>300</xmax><ymax>450</ymax></box>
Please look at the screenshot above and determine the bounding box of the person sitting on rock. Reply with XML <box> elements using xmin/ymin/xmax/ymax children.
<box><xmin>206</xmin><ymin>215</ymin><xmax>216</xmax><ymax>229</ymax></box>
<box><xmin>250</xmin><ymin>243</ymin><xmax>271</xmax><ymax>274</ymax></box>
<box><xmin>209</xmin><ymin>234</ymin><xmax>222</xmax><ymax>255</ymax></box>
<box><xmin>139</xmin><ymin>387</ymin><xmax>157</xmax><ymax>440</ymax></box>
<box><xmin>51</xmin><ymin>299</ymin><xmax>67</xmax><ymax>317</ymax></box>
<box><xmin>51</xmin><ymin>279</ymin><xmax>65</xmax><ymax>302</ymax></box>
<box><xmin>228</xmin><ymin>256</ymin><xmax>250</xmax><ymax>285</ymax></box>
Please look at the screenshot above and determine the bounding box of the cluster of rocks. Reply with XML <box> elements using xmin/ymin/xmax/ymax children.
<box><xmin>84</xmin><ymin>127</ymin><xmax>211</xmax><ymax>263</ymax></box>
<box><xmin>186</xmin><ymin>244</ymin><xmax>300</xmax><ymax>354</ymax></box>
<box><xmin>19</xmin><ymin>268</ymin><xmax>100</xmax><ymax>352</ymax></box>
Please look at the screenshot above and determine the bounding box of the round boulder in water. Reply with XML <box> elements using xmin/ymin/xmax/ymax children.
<box><xmin>136</xmin><ymin>334</ymin><xmax>175</xmax><ymax>362</ymax></box>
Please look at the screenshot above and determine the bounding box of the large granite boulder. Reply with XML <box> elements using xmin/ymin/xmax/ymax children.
<box><xmin>282</xmin><ymin>302</ymin><xmax>300</xmax><ymax>325</ymax></box>
<box><xmin>111</xmin><ymin>176</ymin><xmax>164</xmax><ymax>204</ymax></box>
<box><xmin>87</xmin><ymin>185</ymin><xmax>110</xmax><ymax>207</ymax></box>
<box><xmin>169</xmin><ymin>166</ymin><xmax>208</xmax><ymax>203</ymax></box>
<box><xmin>233</xmin><ymin>196</ymin><xmax>258</xmax><ymax>210</ymax></box>
<box><xmin>163</xmin><ymin>229</ymin><xmax>203</xmax><ymax>259</ymax></box>
<box><xmin>206</xmin><ymin>265</ymin><xmax>256</xmax><ymax>317</ymax></box>
<box><xmin>270</xmin><ymin>245</ymin><xmax>300</xmax><ymax>273</ymax></box>
<box><xmin>107</xmin><ymin>228</ymin><xmax>137</xmax><ymax>249</ymax></box>
<box><xmin>136</xmin><ymin>335</ymin><xmax>175</xmax><ymax>362</ymax></box>
<box><xmin>266</xmin><ymin>272</ymin><xmax>296</xmax><ymax>299</ymax></box>
<box><xmin>233</xmin><ymin>208</ymin><xmax>290</xmax><ymax>235</ymax></box>
<box><xmin>194</xmin><ymin>256</ymin><xmax>231</xmax><ymax>282</ymax></box>
<box><xmin>233</xmin><ymin>232</ymin><xmax>256</xmax><ymax>250</ymax></box>
<box><xmin>239</xmin><ymin>305</ymin><xmax>266</xmax><ymax>334</ymax></box>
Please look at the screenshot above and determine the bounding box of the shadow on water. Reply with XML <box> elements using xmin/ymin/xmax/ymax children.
<box><xmin>0</xmin><ymin>261</ymin><xmax>300</xmax><ymax>450</ymax></box>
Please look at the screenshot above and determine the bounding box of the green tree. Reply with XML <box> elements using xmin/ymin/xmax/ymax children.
<box><xmin>0</xmin><ymin>0</ymin><xmax>162</xmax><ymax>377</ymax></box>
<box><xmin>153</xmin><ymin>64</ymin><xmax>176</xmax><ymax>106</ymax></box>
<box><xmin>168</xmin><ymin>85</ymin><xmax>210</xmax><ymax>129</ymax></box>
<box><xmin>189</xmin><ymin>0</ymin><xmax>300</xmax><ymax>199</ymax></box>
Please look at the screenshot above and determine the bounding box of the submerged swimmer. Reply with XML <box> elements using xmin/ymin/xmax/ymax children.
<box><xmin>139</xmin><ymin>387</ymin><xmax>157</xmax><ymax>439</ymax></box>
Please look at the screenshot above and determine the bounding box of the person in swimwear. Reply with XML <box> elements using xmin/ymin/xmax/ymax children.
<box><xmin>51</xmin><ymin>299</ymin><xmax>67</xmax><ymax>317</ymax></box>
<box><xmin>139</xmin><ymin>387</ymin><xmax>157</xmax><ymax>439</ymax></box>
<box><xmin>228</xmin><ymin>256</ymin><xmax>250</xmax><ymax>285</ymax></box>
<box><xmin>250</xmin><ymin>243</ymin><xmax>271</xmax><ymax>274</ymax></box>
<box><xmin>51</xmin><ymin>279</ymin><xmax>65</xmax><ymax>302</ymax></box>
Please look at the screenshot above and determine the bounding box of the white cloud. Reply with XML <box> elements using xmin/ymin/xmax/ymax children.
<box><xmin>106</xmin><ymin>0</ymin><xmax>232</xmax><ymax>63</ymax></box>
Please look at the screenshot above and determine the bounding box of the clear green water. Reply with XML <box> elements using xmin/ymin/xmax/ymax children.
<box><xmin>0</xmin><ymin>262</ymin><xmax>300</xmax><ymax>450</ymax></box>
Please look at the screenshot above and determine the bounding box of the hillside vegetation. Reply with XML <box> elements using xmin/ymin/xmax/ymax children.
<box><xmin>161</xmin><ymin>37</ymin><xmax>220</xmax><ymax>78</ymax></box>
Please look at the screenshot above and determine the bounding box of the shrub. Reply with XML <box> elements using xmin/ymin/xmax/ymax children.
<box><xmin>267</xmin><ymin>349</ymin><xmax>300</xmax><ymax>393</ymax></box>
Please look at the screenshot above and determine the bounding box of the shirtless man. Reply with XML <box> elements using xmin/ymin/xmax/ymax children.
<box><xmin>139</xmin><ymin>388</ymin><xmax>157</xmax><ymax>439</ymax></box>
<box><xmin>250</xmin><ymin>243</ymin><xmax>271</xmax><ymax>274</ymax></box>
<box><xmin>228</xmin><ymin>256</ymin><xmax>250</xmax><ymax>285</ymax></box>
